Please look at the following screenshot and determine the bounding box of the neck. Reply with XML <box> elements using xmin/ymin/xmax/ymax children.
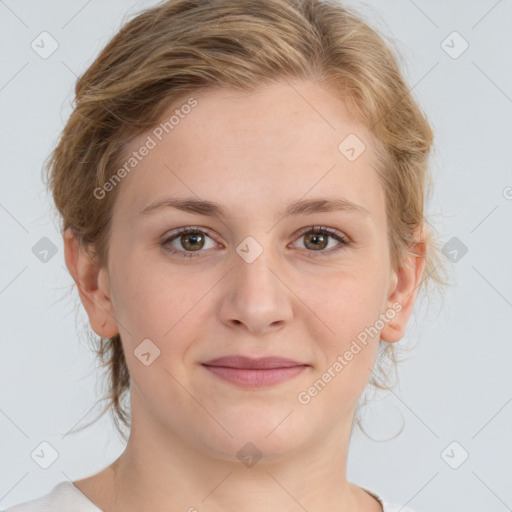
<box><xmin>74</xmin><ymin>385</ymin><xmax>382</xmax><ymax>512</ymax></box>
<box><xmin>104</xmin><ymin>404</ymin><xmax>378</xmax><ymax>512</ymax></box>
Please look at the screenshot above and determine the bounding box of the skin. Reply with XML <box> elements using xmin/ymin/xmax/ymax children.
<box><xmin>64</xmin><ymin>79</ymin><xmax>425</xmax><ymax>512</ymax></box>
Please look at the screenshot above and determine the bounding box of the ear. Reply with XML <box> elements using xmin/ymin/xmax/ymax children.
<box><xmin>380</xmin><ymin>230</ymin><xmax>426</xmax><ymax>344</ymax></box>
<box><xmin>63</xmin><ymin>229</ymin><xmax>118</xmax><ymax>338</ymax></box>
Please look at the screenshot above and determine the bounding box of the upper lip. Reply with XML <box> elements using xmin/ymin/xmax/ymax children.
<box><xmin>202</xmin><ymin>356</ymin><xmax>307</xmax><ymax>369</ymax></box>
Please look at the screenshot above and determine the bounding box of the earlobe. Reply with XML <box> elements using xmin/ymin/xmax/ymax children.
<box><xmin>63</xmin><ymin>229</ymin><xmax>118</xmax><ymax>339</ymax></box>
<box><xmin>380</xmin><ymin>241</ymin><xmax>426</xmax><ymax>344</ymax></box>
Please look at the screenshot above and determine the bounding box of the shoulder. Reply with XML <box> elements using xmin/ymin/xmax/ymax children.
<box><xmin>382</xmin><ymin>503</ymin><xmax>417</xmax><ymax>512</ymax></box>
<box><xmin>2</xmin><ymin>481</ymin><xmax>102</xmax><ymax>512</ymax></box>
<box><xmin>361</xmin><ymin>486</ymin><xmax>418</xmax><ymax>512</ymax></box>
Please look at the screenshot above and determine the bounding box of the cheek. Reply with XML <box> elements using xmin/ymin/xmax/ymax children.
<box><xmin>308</xmin><ymin>269</ymin><xmax>389</xmax><ymax>341</ymax></box>
<box><xmin>111</xmin><ymin>238</ymin><xmax>389</xmax><ymax>352</ymax></box>
<box><xmin>111</xmin><ymin>264</ymin><xmax>215</xmax><ymax>399</ymax></box>
<box><xmin>110</xmin><ymin>249</ymin><xmax>202</xmax><ymax>334</ymax></box>
<box><xmin>303</xmin><ymin>274</ymin><xmax>387</xmax><ymax>404</ymax></box>
<box><xmin>303</xmin><ymin>279</ymin><xmax>385</xmax><ymax>407</ymax></box>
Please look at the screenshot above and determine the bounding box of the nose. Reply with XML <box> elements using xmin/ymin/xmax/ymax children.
<box><xmin>218</xmin><ymin>245</ymin><xmax>294</xmax><ymax>335</ymax></box>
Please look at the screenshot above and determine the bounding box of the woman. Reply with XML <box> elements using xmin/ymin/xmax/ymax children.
<box><xmin>5</xmin><ymin>0</ymin><xmax>446</xmax><ymax>510</ymax></box>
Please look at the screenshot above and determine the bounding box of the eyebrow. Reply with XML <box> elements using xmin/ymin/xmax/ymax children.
<box><xmin>140</xmin><ymin>196</ymin><xmax>370</xmax><ymax>219</ymax></box>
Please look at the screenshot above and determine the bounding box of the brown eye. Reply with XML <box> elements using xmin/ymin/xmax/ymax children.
<box><xmin>303</xmin><ymin>231</ymin><xmax>329</xmax><ymax>251</ymax></box>
<box><xmin>293</xmin><ymin>226</ymin><xmax>349</xmax><ymax>255</ymax></box>
<box><xmin>161</xmin><ymin>225</ymin><xmax>349</xmax><ymax>259</ymax></box>
<box><xmin>180</xmin><ymin>231</ymin><xmax>206</xmax><ymax>251</ymax></box>
<box><xmin>162</xmin><ymin>227</ymin><xmax>217</xmax><ymax>258</ymax></box>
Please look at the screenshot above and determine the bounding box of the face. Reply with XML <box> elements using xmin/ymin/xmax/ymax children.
<box><xmin>68</xmin><ymin>79</ymin><xmax>422</xmax><ymax>462</ymax></box>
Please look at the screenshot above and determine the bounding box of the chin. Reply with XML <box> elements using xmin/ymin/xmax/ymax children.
<box><xmin>192</xmin><ymin>409</ymin><xmax>309</xmax><ymax>466</ymax></box>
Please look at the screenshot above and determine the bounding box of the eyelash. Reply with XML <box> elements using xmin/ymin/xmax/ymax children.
<box><xmin>161</xmin><ymin>225</ymin><xmax>350</xmax><ymax>259</ymax></box>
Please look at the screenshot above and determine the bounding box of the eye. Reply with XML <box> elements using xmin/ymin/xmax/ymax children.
<box><xmin>161</xmin><ymin>225</ymin><xmax>350</xmax><ymax>258</ymax></box>
<box><xmin>161</xmin><ymin>226</ymin><xmax>218</xmax><ymax>258</ymax></box>
<box><xmin>290</xmin><ymin>225</ymin><xmax>349</xmax><ymax>256</ymax></box>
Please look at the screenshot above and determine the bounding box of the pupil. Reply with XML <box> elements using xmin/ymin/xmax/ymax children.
<box><xmin>185</xmin><ymin>233</ymin><xmax>203</xmax><ymax>249</ymax></box>
<box><xmin>307</xmin><ymin>233</ymin><xmax>326</xmax><ymax>250</ymax></box>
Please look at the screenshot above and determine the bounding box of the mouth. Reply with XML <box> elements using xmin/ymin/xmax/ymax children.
<box><xmin>201</xmin><ymin>356</ymin><xmax>309</xmax><ymax>388</ymax></box>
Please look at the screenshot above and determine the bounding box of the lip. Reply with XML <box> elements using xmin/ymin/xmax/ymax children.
<box><xmin>201</xmin><ymin>356</ymin><xmax>309</xmax><ymax>388</ymax></box>
<box><xmin>203</xmin><ymin>356</ymin><xmax>305</xmax><ymax>369</ymax></box>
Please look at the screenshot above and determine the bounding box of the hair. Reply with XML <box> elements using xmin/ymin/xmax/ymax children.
<box><xmin>44</xmin><ymin>0</ymin><xmax>450</xmax><ymax>442</ymax></box>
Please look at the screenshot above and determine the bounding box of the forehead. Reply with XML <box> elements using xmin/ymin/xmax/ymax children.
<box><xmin>112</xmin><ymin>80</ymin><xmax>386</xmax><ymax>225</ymax></box>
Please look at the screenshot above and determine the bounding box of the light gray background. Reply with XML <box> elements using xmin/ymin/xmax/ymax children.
<box><xmin>1</xmin><ymin>1</ymin><xmax>511</xmax><ymax>511</ymax></box>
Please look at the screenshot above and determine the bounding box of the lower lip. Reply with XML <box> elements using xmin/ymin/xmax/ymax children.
<box><xmin>202</xmin><ymin>364</ymin><xmax>308</xmax><ymax>388</ymax></box>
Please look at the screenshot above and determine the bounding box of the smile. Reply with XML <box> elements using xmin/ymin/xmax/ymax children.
<box><xmin>201</xmin><ymin>364</ymin><xmax>308</xmax><ymax>388</ymax></box>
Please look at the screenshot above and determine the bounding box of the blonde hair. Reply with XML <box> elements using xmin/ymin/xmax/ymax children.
<box><xmin>45</xmin><ymin>0</ymin><xmax>449</xmax><ymax>442</ymax></box>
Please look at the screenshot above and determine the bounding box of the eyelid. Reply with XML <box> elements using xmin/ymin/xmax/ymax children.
<box><xmin>164</xmin><ymin>225</ymin><xmax>220</xmax><ymax>243</ymax></box>
<box><xmin>293</xmin><ymin>225</ymin><xmax>349</xmax><ymax>243</ymax></box>
<box><xmin>161</xmin><ymin>225</ymin><xmax>350</xmax><ymax>257</ymax></box>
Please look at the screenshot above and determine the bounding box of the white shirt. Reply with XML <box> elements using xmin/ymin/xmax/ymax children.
<box><xmin>2</xmin><ymin>481</ymin><xmax>417</xmax><ymax>512</ymax></box>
